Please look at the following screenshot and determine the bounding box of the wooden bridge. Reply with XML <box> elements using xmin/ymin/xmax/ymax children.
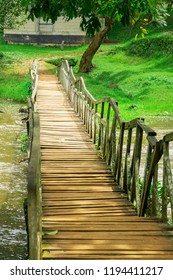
<box><xmin>27</xmin><ymin>60</ymin><xmax>173</xmax><ymax>260</ymax></box>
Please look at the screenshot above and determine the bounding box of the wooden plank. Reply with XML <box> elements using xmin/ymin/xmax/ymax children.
<box><xmin>42</xmin><ymin>215</ymin><xmax>160</xmax><ymax>221</ymax></box>
<box><xmin>41</xmin><ymin>223</ymin><xmax>171</xmax><ymax>231</ymax></box>
<box><xmin>41</xmin><ymin>230</ymin><xmax>173</xmax><ymax>238</ymax></box>
<box><xmin>41</xmin><ymin>242</ymin><xmax>173</xmax><ymax>250</ymax></box>
<box><xmin>42</xmin><ymin>255</ymin><xmax>173</xmax><ymax>260</ymax></box>
<box><xmin>42</xmin><ymin>193</ymin><xmax>127</xmax><ymax>200</ymax></box>
<box><xmin>42</xmin><ymin>251</ymin><xmax>173</xmax><ymax>260</ymax></box>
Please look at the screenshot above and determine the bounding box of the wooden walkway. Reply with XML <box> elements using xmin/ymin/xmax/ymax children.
<box><xmin>35</xmin><ymin>71</ymin><xmax>173</xmax><ymax>260</ymax></box>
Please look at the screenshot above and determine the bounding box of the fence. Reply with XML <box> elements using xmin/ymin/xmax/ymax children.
<box><xmin>59</xmin><ymin>60</ymin><xmax>173</xmax><ymax>224</ymax></box>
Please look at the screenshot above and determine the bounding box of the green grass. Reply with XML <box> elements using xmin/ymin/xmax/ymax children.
<box><xmin>0</xmin><ymin>21</ymin><xmax>173</xmax><ymax>120</ymax></box>
<box><xmin>0</xmin><ymin>44</ymin><xmax>87</xmax><ymax>102</ymax></box>
<box><xmin>78</xmin><ymin>49</ymin><xmax>173</xmax><ymax>120</ymax></box>
<box><xmin>0</xmin><ymin>44</ymin><xmax>86</xmax><ymax>59</ymax></box>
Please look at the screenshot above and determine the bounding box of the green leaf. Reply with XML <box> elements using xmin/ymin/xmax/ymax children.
<box><xmin>43</xmin><ymin>230</ymin><xmax>58</xmax><ymax>236</ymax></box>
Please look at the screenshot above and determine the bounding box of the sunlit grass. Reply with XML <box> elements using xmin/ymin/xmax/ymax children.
<box><xmin>0</xmin><ymin>36</ymin><xmax>173</xmax><ymax>118</ymax></box>
<box><xmin>79</xmin><ymin>47</ymin><xmax>173</xmax><ymax>120</ymax></box>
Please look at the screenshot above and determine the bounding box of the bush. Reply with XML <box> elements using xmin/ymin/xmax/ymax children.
<box><xmin>127</xmin><ymin>36</ymin><xmax>173</xmax><ymax>57</ymax></box>
<box><xmin>0</xmin><ymin>52</ymin><xmax>4</xmax><ymax>59</ymax></box>
<box><xmin>46</xmin><ymin>57</ymin><xmax>78</xmax><ymax>67</ymax></box>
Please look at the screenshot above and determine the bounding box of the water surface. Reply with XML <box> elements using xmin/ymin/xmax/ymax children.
<box><xmin>0</xmin><ymin>101</ymin><xmax>27</xmax><ymax>260</ymax></box>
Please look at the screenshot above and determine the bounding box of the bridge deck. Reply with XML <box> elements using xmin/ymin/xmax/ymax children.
<box><xmin>36</xmin><ymin>72</ymin><xmax>173</xmax><ymax>260</ymax></box>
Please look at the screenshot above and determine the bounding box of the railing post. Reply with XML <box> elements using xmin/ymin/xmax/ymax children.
<box><xmin>103</xmin><ymin>103</ymin><xmax>111</xmax><ymax>161</ymax></box>
<box><xmin>130</xmin><ymin>124</ymin><xmax>143</xmax><ymax>211</ymax></box>
<box><xmin>123</xmin><ymin>127</ymin><xmax>132</xmax><ymax>193</ymax></box>
<box><xmin>98</xmin><ymin>102</ymin><xmax>105</xmax><ymax>150</ymax></box>
<box><xmin>139</xmin><ymin>140</ymin><xmax>163</xmax><ymax>216</ymax></box>
<box><xmin>89</xmin><ymin>102</ymin><xmax>94</xmax><ymax>139</ymax></box>
<box><xmin>93</xmin><ymin>104</ymin><xmax>98</xmax><ymax>145</ymax></box>
<box><xmin>114</xmin><ymin>122</ymin><xmax>125</xmax><ymax>185</ymax></box>
<box><xmin>109</xmin><ymin>115</ymin><xmax>117</xmax><ymax>171</ymax></box>
<box><xmin>163</xmin><ymin>140</ymin><xmax>173</xmax><ymax>223</ymax></box>
<box><xmin>151</xmin><ymin>164</ymin><xmax>159</xmax><ymax>216</ymax></box>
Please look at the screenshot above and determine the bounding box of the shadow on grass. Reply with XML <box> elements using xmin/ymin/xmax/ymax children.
<box><xmin>147</xmin><ymin>55</ymin><xmax>173</xmax><ymax>73</ymax></box>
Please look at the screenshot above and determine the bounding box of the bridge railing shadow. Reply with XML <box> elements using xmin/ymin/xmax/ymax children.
<box><xmin>60</xmin><ymin>60</ymin><xmax>173</xmax><ymax>224</ymax></box>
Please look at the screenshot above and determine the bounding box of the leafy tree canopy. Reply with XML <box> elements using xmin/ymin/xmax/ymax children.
<box><xmin>0</xmin><ymin>0</ymin><xmax>26</xmax><ymax>30</ymax></box>
<box><xmin>22</xmin><ymin>0</ymin><xmax>170</xmax><ymax>72</ymax></box>
<box><xmin>22</xmin><ymin>0</ymin><xmax>169</xmax><ymax>34</ymax></box>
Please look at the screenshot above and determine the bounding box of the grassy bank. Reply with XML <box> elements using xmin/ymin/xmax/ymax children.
<box><xmin>0</xmin><ymin>44</ymin><xmax>86</xmax><ymax>102</ymax></box>
<box><xmin>0</xmin><ymin>27</ymin><xmax>173</xmax><ymax>120</ymax></box>
<box><xmin>79</xmin><ymin>39</ymin><xmax>173</xmax><ymax>120</ymax></box>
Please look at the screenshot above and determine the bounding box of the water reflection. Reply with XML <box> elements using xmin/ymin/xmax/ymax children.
<box><xmin>145</xmin><ymin>116</ymin><xmax>173</xmax><ymax>139</ymax></box>
<box><xmin>0</xmin><ymin>101</ymin><xmax>27</xmax><ymax>260</ymax></box>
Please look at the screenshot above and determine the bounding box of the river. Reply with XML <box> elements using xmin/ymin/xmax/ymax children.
<box><xmin>145</xmin><ymin>116</ymin><xmax>173</xmax><ymax>140</ymax></box>
<box><xmin>0</xmin><ymin>100</ymin><xmax>28</xmax><ymax>260</ymax></box>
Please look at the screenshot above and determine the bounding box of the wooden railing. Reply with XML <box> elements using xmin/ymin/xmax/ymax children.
<box><xmin>27</xmin><ymin>60</ymin><xmax>42</xmax><ymax>259</ymax></box>
<box><xmin>59</xmin><ymin>60</ymin><xmax>173</xmax><ymax>224</ymax></box>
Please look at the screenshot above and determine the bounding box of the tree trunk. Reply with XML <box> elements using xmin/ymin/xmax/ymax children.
<box><xmin>0</xmin><ymin>27</ymin><xmax>4</xmax><ymax>44</ymax></box>
<box><xmin>78</xmin><ymin>24</ymin><xmax>112</xmax><ymax>73</ymax></box>
<box><xmin>0</xmin><ymin>16</ymin><xmax>5</xmax><ymax>44</ymax></box>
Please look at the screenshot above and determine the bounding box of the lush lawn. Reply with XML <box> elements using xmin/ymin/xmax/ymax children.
<box><xmin>0</xmin><ymin>33</ymin><xmax>173</xmax><ymax>121</ymax></box>
<box><xmin>0</xmin><ymin>44</ymin><xmax>86</xmax><ymax>102</ymax></box>
<box><xmin>79</xmin><ymin>46</ymin><xmax>173</xmax><ymax>120</ymax></box>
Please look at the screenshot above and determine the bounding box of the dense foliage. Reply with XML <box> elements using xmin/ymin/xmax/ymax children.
<box><xmin>127</xmin><ymin>36</ymin><xmax>173</xmax><ymax>57</ymax></box>
<box><xmin>0</xmin><ymin>0</ymin><xmax>26</xmax><ymax>31</ymax></box>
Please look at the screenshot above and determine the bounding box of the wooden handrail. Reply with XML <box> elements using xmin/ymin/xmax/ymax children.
<box><xmin>59</xmin><ymin>59</ymin><xmax>173</xmax><ymax>224</ymax></box>
<box><xmin>27</xmin><ymin>112</ymin><xmax>41</xmax><ymax>259</ymax></box>
<box><xmin>27</xmin><ymin>61</ymin><xmax>42</xmax><ymax>259</ymax></box>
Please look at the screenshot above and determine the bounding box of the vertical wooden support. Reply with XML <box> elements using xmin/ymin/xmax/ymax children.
<box><xmin>162</xmin><ymin>141</ymin><xmax>168</xmax><ymax>222</ymax></box>
<box><xmin>162</xmin><ymin>140</ymin><xmax>173</xmax><ymax>223</ymax></box>
<box><xmin>123</xmin><ymin>127</ymin><xmax>132</xmax><ymax>192</ymax></box>
<box><xmin>151</xmin><ymin>164</ymin><xmax>159</xmax><ymax>216</ymax></box>
<box><xmin>107</xmin><ymin>114</ymin><xmax>116</xmax><ymax>167</ymax></box>
<box><xmin>103</xmin><ymin>103</ymin><xmax>111</xmax><ymax>161</ymax></box>
<box><xmin>114</xmin><ymin>122</ymin><xmax>125</xmax><ymax>185</ymax></box>
<box><xmin>130</xmin><ymin>124</ymin><xmax>143</xmax><ymax>207</ymax></box>
<box><xmin>87</xmin><ymin>99</ymin><xmax>90</xmax><ymax>134</ymax></box>
<box><xmin>89</xmin><ymin>102</ymin><xmax>94</xmax><ymax>139</ymax></box>
<box><xmin>98</xmin><ymin>102</ymin><xmax>104</xmax><ymax>149</ymax></box>
<box><xmin>93</xmin><ymin>104</ymin><xmax>98</xmax><ymax>144</ymax></box>
<box><xmin>143</xmin><ymin>144</ymin><xmax>152</xmax><ymax>187</ymax></box>
<box><xmin>139</xmin><ymin>140</ymin><xmax>163</xmax><ymax>216</ymax></box>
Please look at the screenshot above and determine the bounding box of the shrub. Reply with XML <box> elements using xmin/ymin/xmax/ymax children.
<box><xmin>127</xmin><ymin>37</ymin><xmax>173</xmax><ymax>57</ymax></box>
<box><xmin>46</xmin><ymin>57</ymin><xmax>78</xmax><ymax>67</ymax></box>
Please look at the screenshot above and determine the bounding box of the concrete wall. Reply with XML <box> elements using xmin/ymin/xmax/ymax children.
<box><xmin>4</xmin><ymin>17</ymin><xmax>89</xmax><ymax>44</ymax></box>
